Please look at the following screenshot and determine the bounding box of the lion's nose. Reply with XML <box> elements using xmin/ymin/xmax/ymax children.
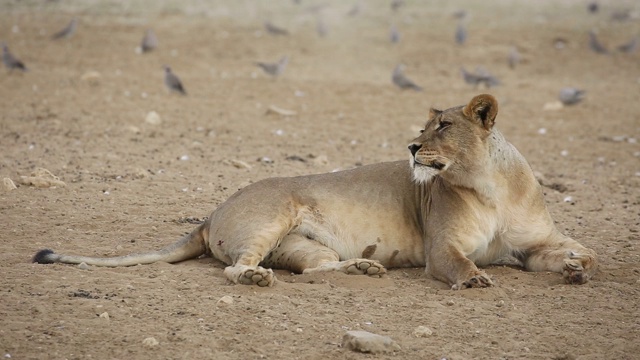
<box><xmin>408</xmin><ymin>143</ymin><xmax>422</xmax><ymax>156</ymax></box>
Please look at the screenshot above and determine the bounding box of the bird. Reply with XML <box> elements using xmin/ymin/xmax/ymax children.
<box><xmin>508</xmin><ymin>46</ymin><xmax>521</xmax><ymax>69</ymax></box>
<box><xmin>558</xmin><ymin>88</ymin><xmax>585</xmax><ymax>105</ymax></box>
<box><xmin>460</xmin><ymin>67</ymin><xmax>500</xmax><ymax>88</ymax></box>
<box><xmin>264</xmin><ymin>21</ymin><xmax>289</xmax><ymax>36</ymax></box>
<box><xmin>163</xmin><ymin>66</ymin><xmax>186</xmax><ymax>95</ymax></box>
<box><xmin>51</xmin><ymin>18</ymin><xmax>77</xmax><ymax>40</ymax></box>
<box><xmin>140</xmin><ymin>29</ymin><xmax>158</xmax><ymax>53</ymax></box>
<box><xmin>2</xmin><ymin>43</ymin><xmax>27</xmax><ymax>71</ymax></box>
<box><xmin>588</xmin><ymin>30</ymin><xmax>608</xmax><ymax>54</ymax></box>
<box><xmin>392</xmin><ymin>64</ymin><xmax>422</xmax><ymax>91</ymax></box>
<box><xmin>255</xmin><ymin>56</ymin><xmax>289</xmax><ymax>77</ymax></box>
<box><xmin>618</xmin><ymin>36</ymin><xmax>638</xmax><ymax>53</ymax></box>
<box><xmin>455</xmin><ymin>22</ymin><xmax>467</xmax><ymax>45</ymax></box>
<box><xmin>587</xmin><ymin>2</ymin><xmax>599</xmax><ymax>13</ymax></box>
<box><xmin>390</xmin><ymin>24</ymin><xmax>400</xmax><ymax>44</ymax></box>
<box><xmin>391</xmin><ymin>0</ymin><xmax>404</xmax><ymax>12</ymax></box>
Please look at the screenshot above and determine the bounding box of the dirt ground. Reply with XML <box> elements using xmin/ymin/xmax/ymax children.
<box><xmin>1</xmin><ymin>0</ymin><xmax>639</xmax><ymax>359</ymax></box>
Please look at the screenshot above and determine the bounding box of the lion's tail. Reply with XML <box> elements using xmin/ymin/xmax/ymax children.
<box><xmin>33</xmin><ymin>222</ymin><xmax>209</xmax><ymax>267</ymax></box>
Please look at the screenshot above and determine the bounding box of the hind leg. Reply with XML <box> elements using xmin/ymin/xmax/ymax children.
<box><xmin>519</xmin><ymin>234</ymin><xmax>597</xmax><ymax>284</ymax></box>
<box><xmin>261</xmin><ymin>234</ymin><xmax>386</xmax><ymax>277</ymax></box>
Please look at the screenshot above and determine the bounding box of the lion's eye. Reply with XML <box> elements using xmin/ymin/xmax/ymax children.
<box><xmin>437</xmin><ymin>121</ymin><xmax>452</xmax><ymax>132</ymax></box>
<box><xmin>419</xmin><ymin>129</ymin><xmax>425</xmax><ymax>134</ymax></box>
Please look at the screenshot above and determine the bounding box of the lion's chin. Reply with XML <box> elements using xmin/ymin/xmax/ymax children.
<box><xmin>410</xmin><ymin>159</ymin><xmax>440</xmax><ymax>183</ymax></box>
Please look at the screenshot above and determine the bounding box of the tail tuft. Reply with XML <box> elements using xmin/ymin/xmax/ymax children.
<box><xmin>33</xmin><ymin>249</ymin><xmax>56</xmax><ymax>264</ymax></box>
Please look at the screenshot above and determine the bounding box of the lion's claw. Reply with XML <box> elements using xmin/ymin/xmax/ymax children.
<box><xmin>452</xmin><ymin>273</ymin><xmax>494</xmax><ymax>290</ymax></box>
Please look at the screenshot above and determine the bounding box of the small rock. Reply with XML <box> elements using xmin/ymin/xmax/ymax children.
<box><xmin>563</xmin><ymin>196</ymin><xmax>574</xmax><ymax>203</ymax></box>
<box><xmin>142</xmin><ymin>337</ymin><xmax>159</xmax><ymax>348</ymax></box>
<box><xmin>78</xmin><ymin>262</ymin><xmax>90</xmax><ymax>270</ymax></box>
<box><xmin>258</xmin><ymin>156</ymin><xmax>274</xmax><ymax>164</ymax></box>
<box><xmin>217</xmin><ymin>295</ymin><xmax>234</xmax><ymax>305</ymax></box>
<box><xmin>413</xmin><ymin>326</ymin><xmax>433</xmax><ymax>337</ymax></box>
<box><xmin>99</xmin><ymin>312</ymin><xmax>110</xmax><ymax>320</ymax></box>
<box><xmin>265</xmin><ymin>105</ymin><xmax>297</xmax><ymax>117</ymax></box>
<box><xmin>225</xmin><ymin>159</ymin><xmax>252</xmax><ymax>170</ymax></box>
<box><xmin>496</xmin><ymin>300</ymin><xmax>505</xmax><ymax>307</ymax></box>
<box><xmin>543</xmin><ymin>101</ymin><xmax>563</xmax><ymax>111</ymax></box>
<box><xmin>145</xmin><ymin>111</ymin><xmax>162</xmax><ymax>125</ymax></box>
<box><xmin>446</xmin><ymin>299</ymin><xmax>455</xmax><ymax>306</ymax></box>
<box><xmin>342</xmin><ymin>330</ymin><xmax>400</xmax><ymax>354</ymax></box>
<box><xmin>2</xmin><ymin>178</ymin><xmax>17</xmax><ymax>192</ymax></box>
<box><xmin>80</xmin><ymin>71</ymin><xmax>101</xmax><ymax>86</ymax></box>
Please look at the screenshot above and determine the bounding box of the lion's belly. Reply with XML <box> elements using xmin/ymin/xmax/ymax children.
<box><xmin>293</xmin><ymin>205</ymin><xmax>426</xmax><ymax>268</ymax></box>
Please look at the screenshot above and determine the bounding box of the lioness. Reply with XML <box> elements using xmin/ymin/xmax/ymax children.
<box><xmin>34</xmin><ymin>94</ymin><xmax>597</xmax><ymax>289</ymax></box>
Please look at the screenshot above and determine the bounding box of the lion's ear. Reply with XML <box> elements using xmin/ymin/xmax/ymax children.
<box><xmin>429</xmin><ymin>108</ymin><xmax>442</xmax><ymax>119</ymax></box>
<box><xmin>462</xmin><ymin>94</ymin><xmax>498</xmax><ymax>131</ymax></box>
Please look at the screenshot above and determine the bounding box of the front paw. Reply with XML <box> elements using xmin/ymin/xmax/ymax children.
<box><xmin>451</xmin><ymin>272</ymin><xmax>494</xmax><ymax>290</ymax></box>
<box><xmin>563</xmin><ymin>252</ymin><xmax>596</xmax><ymax>285</ymax></box>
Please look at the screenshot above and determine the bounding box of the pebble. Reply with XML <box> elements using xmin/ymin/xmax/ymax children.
<box><xmin>2</xmin><ymin>178</ymin><xmax>17</xmax><ymax>192</ymax></box>
<box><xmin>99</xmin><ymin>312</ymin><xmax>110</xmax><ymax>320</ymax></box>
<box><xmin>142</xmin><ymin>337</ymin><xmax>159</xmax><ymax>347</ymax></box>
<box><xmin>217</xmin><ymin>295</ymin><xmax>234</xmax><ymax>305</ymax></box>
<box><xmin>78</xmin><ymin>262</ymin><xmax>90</xmax><ymax>270</ymax></box>
<box><xmin>413</xmin><ymin>326</ymin><xmax>433</xmax><ymax>337</ymax></box>
<box><xmin>342</xmin><ymin>330</ymin><xmax>400</xmax><ymax>354</ymax></box>
<box><xmin>145</xmin><ymin>111</ymin><xmax>162</xmax><ymax>125</ymax></box>
<box><xmin>496</xmin><ymin>300</ymin><xmax>505</xmax><ymax>307</ymax></box>
<box><xmin>80</xmin><ymin>71</ymin><xmax>101</xmax><ymax>86</ymax></box>
<box><xmin>446</xmin><ymin>299</ymin><xmax>455</xmax><ymax>306</ymax></box>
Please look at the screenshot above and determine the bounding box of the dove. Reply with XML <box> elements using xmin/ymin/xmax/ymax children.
<box><xmin>163</xmin><ymin>65</ymin><xmax>186</xmax><ymax>95</ymax></box>
<box><xmin>455</xmin><ymin>22</ymin><xmax>467</xmax><ymax>45</ymax></box>
<box><xmin>255</xmin><ymin>56</ymin><xmax>289</xmax><ymax>77</ymax></box>
<box><xmin>51</xmin><ymin>18</ymin><xmax>77</xmax><ymax>40</ymax></box>
<box><xmin>460</xmin><ymin>67</ymin><xmax>500</xmax><ymax>88</ymax></box>
<box><xmin>558</xmin><ymin>88</ymin><xmax>585</xmax><ymax>105</ymax></box>
<box><xmin>2</xmin><ymin>43</ymin><xmax>27</xmax><ymax>71</ymax></box>
<box><xmin>392</xmin><ymin>64</ymin><xmax>422</xmax><ymax>91</ymax></box>
<box><xmin>390</xmin><ymin>24</ymin><xmax>400</xmax><ymax>43</ymax></box>
<box><xmin>588</xmin><ymin>30</ymin><xmax>608</xmax><ymax>54</ymax></box>
<box><xmin>264</xmin><ymin>21</ymin><xmax>289</xmax><ymax>36</ymax></box>
<box><xmin>391</xmin><ymin>0</ymin><xmax>404</xmax><ymax>12</ymax></box>
<box><xmin>618</xmin><ymin>36</ymin><xmax>637</xmax><ymax>53</ymax></box>
<box><xmin>140</xmin><ymin>29</ymin><xmax>158</xmax><ymax>53</ymax></box>
<box><xmin>508</xmin><ymin>46</ymin><xmax>521</xmax><ymax>69</ymax></box>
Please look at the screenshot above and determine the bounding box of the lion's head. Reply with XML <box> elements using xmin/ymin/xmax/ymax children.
<box><xmin>408</xmin><ymin>94</ymin><xmax>499</xmax><ymax>184</ymax></box>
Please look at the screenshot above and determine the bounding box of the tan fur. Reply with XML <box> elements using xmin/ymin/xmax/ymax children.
<box><xmin>34</xmin><ymin>94</ymin><xmax>597</xmax><ymax>289</ymax></box>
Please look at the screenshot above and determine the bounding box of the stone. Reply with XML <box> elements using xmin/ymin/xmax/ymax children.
<box><xmin>342</xmin><ymin>330</ymin><xmax>400</xmax><ymax>354</ymax></box>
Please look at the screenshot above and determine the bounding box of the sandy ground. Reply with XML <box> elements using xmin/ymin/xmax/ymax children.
<box><xmin>1</xmin><ymin>1</ymin><xmax>639</xmax><ymax>359</ymax></box>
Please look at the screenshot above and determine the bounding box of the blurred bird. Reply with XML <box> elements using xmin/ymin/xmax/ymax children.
<box><xmin>618</xmin><ymin>36</ymin><xmax>638</xmax><ymax>53</ymax></box>
<box><xmin>455</xmin><ymin>22</ymin><xmax>467</xmax><ymax>45</ymax></box>
<box><xmin>2</xmin><ymin>43</ymin><xmax>27</xmax><ymax>71</ymax></box>
<box><xmin>588</xmin><ymin>30</ymin><xmax>608</xmax><ymax>54</ymax></box>
<box><xmin>587</xmin><ymin>2</ymin><xmax>599</xmax><ymax>13</ymax></box>
<box><xmin>460</xmin><ymin>67</ymin><xmax>500</xmax><ymax>88</ymax></box>
<box><xmin>452</xmin><ymin>9</ymin><xmax>468</xmax><ymax>19</ymax></box>
<box><xmin>558</xmin><ymin>88</ymin><xmax>585</xmax><ymax>105</ymax></box>
<box><xmin>51</xmin><ymin>18</ymin><xmax>77</xmax><ymax>40</ymax></box>
<box><xmin>140</xmin><ymin>29</ymin><xmax>158</xmax><ymax>53</ymax></box>
<box><xmin>264</xmin><ymin>21</ymin><xmax>289</xmax><ymax>36</ymax></box>
<box><xmin>392</xmin><ymin>64</ymin><xmax>422</xmax><ymax>92</ymax></box>
<box><xmin>163</xmin><ymin>65</ymin><xmax>186</xmax><ymax>95</ymax></box>
<box><xmin>508</xmin><ymin>46</ymin><xmax>521</xmax><ymax>69</ymax></box>
<box><xmin>391</xmin><ymin>0</ymin><xmax>404</xmax><ymax>12</ymax></box>
<box><xmin>390</xmin><ymin>24</ymin><xmax>400</xmax><ymax>44</ymax></box>
<box><xmin>255</xmin><ymin>56</ymin><xmax>289</xmax><ymax>77</ymax></box>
